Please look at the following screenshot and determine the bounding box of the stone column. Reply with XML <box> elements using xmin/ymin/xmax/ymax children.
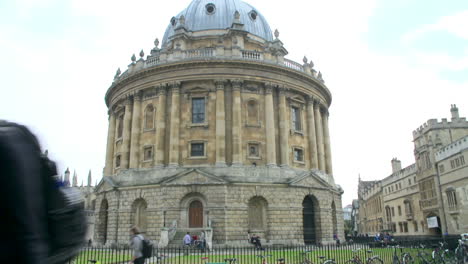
<box><xmin>215</xmin><ymin>80</ymin><xmax>226</xmax><ymax>166</ymax></box>
<box><xmin>121</xmin><ymin>96</ymin><xmax>133</xmax><ymax>169</ymax></box>
<box><xmin>155</xmin><ymin>85</ymin><xmax>167</xmax><ymax>167</ymax></box>
<box><xmin>168</xmin><ymin>82</ymin><xmax>181</xmax><ymax>167</ymax></box>
<box><xmin>314</xmin><ymin>100</ymin><xmax>325</xmax><ymax>171</ymax></box>
<box><xmin>306</xmin><ymin>97</ymin><xmax>318</xmax><ymax>169</ymax></box>
<box><xmin>231</xmin><ymin>79</ymin><xmax>243</xmax><ymax>166</ymax></box>
<box><xmin>278</xmin><ymin>86</ymin><xmax>289</xmax><ymax>167</ymax></box>
<box><xmin>322</xmin><ymin>109</ymin><xmax>333</xmax><ymax>175</ymax></box>
<box><xmin>264</xmin><ymin>83</ymin><xmax>277</xmax><ymax>167</ymax></box>
<box><xmin>129</xmin><ymin>91</ymin><xmax>142</xmax><ymax>168</ymax></box>
<box><xmin>104</xmin><ymin>110</ymin><xmax>116</xmax><ymax>176</ymax></box>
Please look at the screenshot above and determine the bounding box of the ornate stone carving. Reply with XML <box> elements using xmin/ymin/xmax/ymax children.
<box><xmin>114</xmin><ymin>68</ymin><xmax>121</xmax><ymax>80</ymax></box>
<box><xmin>317</xmin><ymin>71</ymin><xmax>324</xmax><ymax>83</ymax></box>
<box><xmin>179</xmin><ymin>15</ymin><xmax>186</xmax><ymax>25</ymax></box>
<box><xmin>230</xmin><ymin>79</ymin><xmax>243</xmax><ymax>90</ymax></box>
<box><xmin>274</xmin><ymin>29</ymin><xmax>279</xmax><ymax>39</ymax></box>
<box><xmin>154</xmin><ymin>38</ymin><xmax>159</xmax><ymax>48</ymax></box>
<box><xmin>234</xmin><ymin>10</ymin><xmax>240</xmax><ymax>20</ymax></box>
<box><xmin>215</xmin><ymin>79</ymin><xmax>226</xmax><ymax>90</ymax></box>
<box><xmin>303</xmin><ymin>56</ymin><xmax>308</xmax><ymax>64</ymax></box>
<box><xmin>158</xmin><ymin>84</ymin><xmax>167</xmax><ymax>96</ymax></box>
<box><xmin>264</xmin><ymin>83</ymin><xmax>274</xmax><ymax>94</ymax></box>
<box><xmin>139</xmin><ymin>50</ymin><xmax>145</xmax><ymax>58</ymax></box>
<box><xmin>171</xmin><ymin>81</ymin><xmax>181</xmax><ymax>92</ymax></box>
<box><xmin>134</xmin><ymin>90</ymin><xmax>143</xmax><ymax>101</ymax></box>
<box><xmin>125</xmin><ymin>94</ymin><xmax>133</xmax><ymax>105</ymax></box>
<box><xmin>278</xmin><ymin>85</ymin><xmax>288</xmax><ymax>95</ymax></box>
<box><xmin>131</xmin><ymin>54</ymin><xmax>136</xmax><ymax>63</ymax></box>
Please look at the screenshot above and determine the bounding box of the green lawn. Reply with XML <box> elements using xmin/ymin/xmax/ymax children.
<box><xmin>72</xmin><ymin>249</ymin><xmax>131</xmax><ymax>264</ymax></box>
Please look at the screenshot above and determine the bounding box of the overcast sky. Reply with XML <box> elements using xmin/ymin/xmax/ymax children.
<box><xmin>1</xmin><ymin>0</ymin><xmax>467</xmax><ymax>206</ymax></box>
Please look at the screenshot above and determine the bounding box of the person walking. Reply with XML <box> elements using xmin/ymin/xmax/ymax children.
<box><xmin>129</xmin><ymin>226</ymin><xmax>145</xmax><ymax>264</ymax></box>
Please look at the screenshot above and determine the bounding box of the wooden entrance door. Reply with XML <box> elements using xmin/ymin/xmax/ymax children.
<box><xmin>189</xmin><ymin>200</ymin><xmax>203</xmax><ymax>228</ymax></box>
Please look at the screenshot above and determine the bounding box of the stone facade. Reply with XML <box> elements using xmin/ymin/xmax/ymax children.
<box><xmin>94</xmin><ymin>0</ymin><xmax>343</xmax><ymax>246</ymax></box>
<box><xmin>357</xmin><ymin>105</ymin><xmax>468</xmax><ymax>237</ymax></box>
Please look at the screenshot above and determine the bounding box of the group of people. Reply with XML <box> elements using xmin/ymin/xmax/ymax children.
<box><xmin>183</xmin><ymin>231</ymin><xmax>207</xmax><ymax>251</ymax></box>
<box><xmin>248</xmin><ymin>233</ymin><xmax>263</xmax><ymax>250</ymax></box>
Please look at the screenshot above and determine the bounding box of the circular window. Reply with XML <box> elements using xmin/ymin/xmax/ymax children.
<box><xmin>205</xmin><ymin>3</ymin><xmax>216</xmax><ymax>14</ymax></box>
<box><xmin>170</xmin><ymin>17</ymin><xmax>177</xmax><ymax>26</ymax></box>
<box><xmin>249</xmin><ymin>10</ymin><xmax>258</xmax><ymax>21</ymax></box>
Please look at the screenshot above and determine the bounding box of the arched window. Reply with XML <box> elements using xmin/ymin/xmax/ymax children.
<box><xmin>404</xmin><ymin>199</ymin><xmax>413</xmax><ymax>216</ymax></box>
<box><xmin>446</xmin><ymin>188</ymin><xmax>458</xmax><ymax>210</ymax></box>
<box><xmin>132</xmin><ymin>198</ymin><xmax>147</xmax><ymax>232</ymax></box>
<box><xmin>248</xmin><ymin>196</ymin><xmax>268</xmax><ymax>231</ymax></box>
<box><xmin>144</xmin><ymin>105</ymin><xmax>155</xmax><ymax>129</ymax></box>
<box><xmin>117</xmin><ymin>114</ymin><xmax>124</xmax><ymax>138</ymax></box>
<box><xmin>247</xmin><ymin>99</ymin><xmax>259</xmax><ymax>125</ymax></box>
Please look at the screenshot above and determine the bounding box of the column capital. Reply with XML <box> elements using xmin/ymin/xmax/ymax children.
<box><xmin>124</xmin><ymin>94</ymin><xmax>133</xmax><ymax>105</ymax></box>
<box><xmin>230</xmin><ymin>79</ymin><xmax>243</xmax><ymax>90</ymax></box>
<box><xmin>313</xmin><ymin>99</ymin><xmax>322</xmax><ymax>108</ymax></box>
<box><xmin>321</xmin><ymin>107</ymin><xmax>329</xmax><ymax>116</ymax></box>
<box><xmin>133</xmin><ymin>90</ymin><xmax>143</xmax><ymax>101</ymax></box>
<box><xmin>215</xmin><ymin>79</ymin><xmax>227</xmax><ymax>90</ymax></box>
<box><xmin>277</xmin><ymin>85</ymin><xmax>288</xmax><ymax>95</ymax></box>
<box><xmin>158</xmin><ymin>85</ymin><xmax>167</xmax><ymax>96</ymax></box>
<box><xmin>264</xmin><ymin>82</ymin><xmax>275</xmax><ymax>94</ymax></box>
<box><xmin>170</xmin><ymin>81</ymin><xmax>181</xmax><ymax>92</ymax></box>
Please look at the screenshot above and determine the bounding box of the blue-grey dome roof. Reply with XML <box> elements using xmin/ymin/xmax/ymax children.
<box><xmin>162</xmin><ymin>0</ymin><xmax>273</xmax><ymax>47</ymax></box>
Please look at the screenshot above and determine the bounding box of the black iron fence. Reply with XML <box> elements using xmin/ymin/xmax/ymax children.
<box><xmin>69</xmin><ymin>238</ymin><xmax>459</xmax><ymax>264</ymax></box>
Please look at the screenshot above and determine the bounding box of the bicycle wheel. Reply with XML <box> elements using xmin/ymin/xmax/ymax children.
<box><xmin>443</xmin><ymin>250</ymin><xmax>456</xmax><ymax>264</ymax></box>
<box><xmin>402</xmin><ymin>253</ymin><xmax>414</xmax><ymax>264</ymax></box>
<box><xmin>344</xmin><ymin>260</ymin><xmax>359</xmax><ymax>264</ymax></box>
<box><xmin>455</xmin><ymin>247</ymin><xmax>464</xmax><ymax>264</ymax></box>
<box><xmin>418</xmin><ymin>252</ymin><xmax>432</xmax><ymax>264</ymax></box>
<box><xmin>393</xmin><ymin>255</ymin><xmax>401</xmax><ymax>264</ymax></box>
<box><xmin>323</xmin><ymin>260</ymin><xmax>337</xmax><ymax>264</ymax></box>
<box><xmin>368</xmin><ymin>257</ymin><xmax>383</xmax><ymax>264</ymax></box>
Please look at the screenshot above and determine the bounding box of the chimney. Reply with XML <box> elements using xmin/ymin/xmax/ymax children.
<box><xmin>391</xmin><ymin>158</ymin><xmax>402</xmax><ymax>173</ymax></box>
<box><xmin>451</xmin><ymin>104</ymin><xmax>459</xmax><ymax>119</ymax></box>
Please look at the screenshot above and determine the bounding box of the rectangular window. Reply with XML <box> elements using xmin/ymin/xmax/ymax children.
<box><xmin>291</xmin><ymin>106</ymin><xmax>301</xmax><ymax>131</ymax></box>
<box><xmin>414</xmin><ymin>221</ymin><xmax>418</xmax><ymax>232</ymax></box>
<box><xmin>143</xmin><ymin>146</ymin><xmax>153</xmax><ymax>161</ymax></box>
<box><xmin>399</xmin><ymin>183</ymin><xmax>402</xmax><ymax>189</ymax></box>
<box><xmin>293</xmin><ymin>148</ymin><xmax>304</xmax><ymax>162</ymax></box>
<box><xmin>399</xmin><ymin>222</ymin><xmax>403</xmax><ymax>233</ymax></box>
<box><xmin>439</xmin><ymin>164</ymin><xmax>445</xmax><ymax>173</ymax></box>
<box><xmin>115</xmin><ymin>155</ymin><xmax>121</xmax><ymax>168</ymax></box>
<box><xmin>455</xmin><ymin>158</ymin><xmax>460</xmax><ymax>167</ymax></box>
<box><xmin>190</xmin><ymin>142</ymin><xmax>205</xmax><ymax>157</ymax></box>
<box><xmin>398</xmin><ymin>205</ymin><xmax>402</xmax><ymax>216</ymax></box>
<box><xmin>192</xmin><ymin>98</ymin><xmax>205</xmax><ymax>123</ymax></box>
<box><xmin>409</xmin><ymin>179</ymin><xmax>412</xmax><ymax>185</ymax></box>
<box><xmin>391</xmin><ymin>207</ymin><xmax>395</xmax><ymax>217</ymax></box>
<box><xmin>461</xmin><ymin>155</ymin><xmax>465</xmax><ymax>165</ymax></box>
<box><xmin>451</xmin><ymin>160</ymin><xmax>455</xmax><ymax>169</ymax></box>
<box><xmin>403</xmin><ymin>222</ymin><xmax>408</xmax><ymax>233</ymax></box>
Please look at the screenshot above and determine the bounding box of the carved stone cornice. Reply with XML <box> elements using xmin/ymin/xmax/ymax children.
<box><xmin>277</xmin><ymin>85</ymin><xmax>288</xmax><ymax>95</ymax></box>
<box><xmin>124</xmin><ymin>95</ymin><xmax>133</xmax><ymax>105</ymax></box>
<box><xmin>170</xmin><ymin>81</ymin><xmax>181</xmax><ymax>93</ymax></box>
<box><xmin>230</xmin><ymin>79</ymin><xmax>243</xmax><ymax>91</ymax></box>
<box><xmin>133</xmin><ymin>90</ymin><xmax>143</xmax><ymax>101</ymax></box>
<box><xmin>158</xmin><ymin>84</ymin><xmax>167</xmax><ymax>96</ymax></box>
<box><xmin>305</xmin><ymin>95</ymin><xmax>315</xmax><ymax>105</ymax></box>
<box><xmin>313</xmin><ymin>99</ymin><xmax>321</xmax><ymax>109</ymax></box>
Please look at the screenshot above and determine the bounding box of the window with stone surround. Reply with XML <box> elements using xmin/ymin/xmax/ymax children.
<box><xmin>403</xmin><ymin>222</ymin><xmax>408</xmax><ymax>233</ymax></box>
<box><xmin>293</xmin><ymin>148</ymin><xmax>304</xmax><ymax>163</ymax></box>
<box><xmin>398</xmin><ymin>205</ymin><xmax>402</xmax><ymax>216</ymax></box>
<box><xmin>446</xmin><ymin>188</ymin><xmax>458</xmax><ymax>210</ymax></box>
<box><xmin>192</xmin><ymin>97</ymin><xmax>205</xmax><ymax>124</ymax></box>
<box><xmin>190</xmin><ymin>141</ymin><xmax>205</xmax><ymax>158</ymax></box>
<box><xmin>144</xmin><ymin>104</ymin><xmax>155</xmax><ymax>130</ymax></box>
<box><xmin>143</xmin><ymin>146</ymin><xmax>153</xmax><ymax>161</ymax></box>
<box><xmin>246</xmin><ymin>99</ymin><xmax>259</xmax><ymax>126</ymax></box>
<box><xmin>291</xmin><ymin>106</ymin><xmax>301</xmax><ymax>131</ymax></box>
<box><xmin>414</xmin><ymin>221</ymin><xmax>418</xmax><ymax>232</ymax></box>
<box><xmin>132</xmin><ymin>198</ymin><xmax>147</xmax><ymax>232</ymax></box>
<box><xmin>117</xmin><ymin>114</ymin><xmax>124</xmax><ymax>139</ymax></box>
<box><xmin>248</xmin><ymin>196</ymin><xmax>268</xmax><ymax>231</ymax></box>
<box><xmin>439</xmin><ymin>164</ymin><xmax>445</xmax><ymax>173</ymax></box>
<box><xmin>115</xmin><ymin>154</ymin><xmax>121</xmax><ymax>168</ymax></box>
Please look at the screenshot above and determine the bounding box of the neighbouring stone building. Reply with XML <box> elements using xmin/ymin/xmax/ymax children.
<box><xmin>93</xmin><ymin>0</ymin><xmax>344</xmax><ymax>246</ymax></box>
<box><xmin>357</xmin><ymin>105</ymin><xmax>468</xmax><ymax>237</ymax></box>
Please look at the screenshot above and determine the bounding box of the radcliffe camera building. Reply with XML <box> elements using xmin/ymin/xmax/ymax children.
<box><xmin>357</xmin><ymin>105</ymin><xmax>468</xmax><ymax>237</ymax></box>
<box><xmin>94</xmin><ymin>0</ymin><xmax>344</xmax><ymax>246</ymax></box>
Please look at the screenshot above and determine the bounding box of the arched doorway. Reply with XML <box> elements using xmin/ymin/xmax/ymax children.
<box><xmin>302</xmin><ymin>195</ymin><xmax>319</xmax><ymax>244</ymax></box>
<box><xmin>189</xmin><ymin>200</ymin><xmax>203</xmax><ymax>228</ymax></box>
<box><xmin>98</xmin><ymin>199</ymin><xmax>109</xmax><ymax>244</ymax></box>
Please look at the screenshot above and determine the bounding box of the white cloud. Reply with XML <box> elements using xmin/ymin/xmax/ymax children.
<box><xmin>402</xmin><ymin>10</ymin><xmax>468</xmax><ymax>43</ymax></box>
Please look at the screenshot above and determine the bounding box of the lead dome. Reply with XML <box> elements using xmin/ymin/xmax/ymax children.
<box><xmin>162</xmin><ymin>0</ymin><xmax>273</xmax><ymax>47</ymax></box>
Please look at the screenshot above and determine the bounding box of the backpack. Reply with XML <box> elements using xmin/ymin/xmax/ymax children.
<box><xmin>138</xmin><ymin>235</ymin><xmax>153</xmax><ymax>258</ymax></box>
<box><xmin>0</xmin><ymin>121</ymin><xmax>86</xmax><ymax>264</ymax></box>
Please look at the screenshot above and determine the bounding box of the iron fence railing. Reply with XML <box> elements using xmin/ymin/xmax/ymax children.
<box><xmin>68</xmin><ymin>238</ymin><xmax>459</xmax><ymax>264</ymax></box>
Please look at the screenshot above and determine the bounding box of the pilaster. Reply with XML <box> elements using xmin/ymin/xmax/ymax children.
<box><xmin>314</xmin><ymin>100</ymin><xmax>325</xmax><ymax>171</ymax></box>
<box><xmin>231</xmin><ymin>79</ymin><xmax>243</xmax><ymax>166</ymax></box>
<box><xmin>306</xmin><ymin>96</ymin><xmax>318</xmax><ymax>169</ymax></box>
<box><xmin>155</xmin><ymin>85</ymin><xmax>167</xmax><ymax>167</ymax></box>
<box><xmin>215</xmin><ymin>79</ymin><xmax>227</xmax><ymax>166</ymax></box>
<box><xmin>129</xmin><ymin>91</ymin><xmax>142</xmax><ymax>168</ymax></box>
<box><xmin>322</xmin><ymin>108</ymin><xmax>333</xmax><ymax>175</ymax></box>
<box><xmin>264</xmin><ymin>83</ymin><xmax>277</xmax><ymax>167</ymax></box>
<box><xmin>278</xmin><ymin>86</ymin><xmax>289</xmax><ymax>167</ymax></box>
<box><xmin>121</xmin><ymin>96</ymin><xmax>133</xmax><ymax>169</ymax></box>
<box><xmin>104</xmin><ymin>110</ymin><xmax>116</xmax><ymax>176</ymax></box>
<box><xmin>168</xmin><ymin>82</ymin><xmax>181</xmax><ymax>167</ymax></box>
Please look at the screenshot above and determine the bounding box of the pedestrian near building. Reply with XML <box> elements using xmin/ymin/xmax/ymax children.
<box><xmin>129</xmin><ymin>226</ymin><xmax>144</xmax><ymax>264</ymax></box>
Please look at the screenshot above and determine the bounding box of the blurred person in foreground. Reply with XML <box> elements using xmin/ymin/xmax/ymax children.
<box><xmin>0</xmin><ymin>120</ymin><xmax>85</xmax><ymax>264</ymax></box>
<box><xmin>129</xmin><ymin>226</ymin><xmax>145</xmax><ymax>264</ymax></box>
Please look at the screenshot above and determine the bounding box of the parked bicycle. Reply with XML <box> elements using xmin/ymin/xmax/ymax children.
<box><xmin>389</xmin><ymin>245</ymin><xmax>413</xmax><ymax>264</ymax></box>
<box><xmin>345</xmin><ymin>248</ymin><xmax>383</xmax><ymax>264</ymax></box>
<box><xmin>224</xmin><ymin>258</ymin><xmax>237</xmax><ymax>264</ymax></box>
<box><xmin>455</xmin><ymin>234</ymin><xmax>468</xmax><ymax>264</ymax></box>
<box><xmin>257</xmin><ymin>254</ymin><xmax>273</xmax><ymax>264</ymax></box>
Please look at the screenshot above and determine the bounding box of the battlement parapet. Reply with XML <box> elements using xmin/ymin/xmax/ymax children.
<box><xmin>382</xmin><ymin>163</ymin><xmax>417</xmax><ymax>186</ymax></box>
<box><xmin>413</xmin><ymin>117</ymin><xmax>468</xmax><ymax>139</ymax></box>
<box><xmin>435</xmin><ymin>135</ymin><xmax>468</xmax><ymax>162</ymax></box>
